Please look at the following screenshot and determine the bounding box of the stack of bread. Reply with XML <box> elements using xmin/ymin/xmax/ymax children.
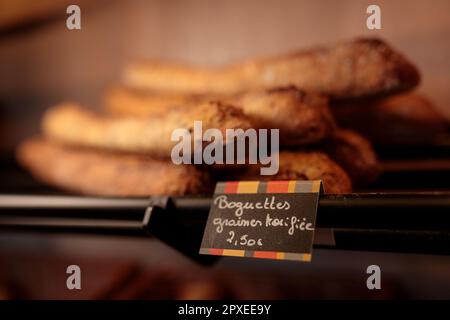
<box><xmin>17</xmin><ymin>38</ymin><xmax>424</xmax><ymax>195</ymax></box>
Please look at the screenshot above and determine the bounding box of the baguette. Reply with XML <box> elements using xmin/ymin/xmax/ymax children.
<box><xmin>332</xmin><ymin>93</ymin><xmax>450</xmax><ymax>146</ymax></box>
<box><xmin>42</xmin><ymin>101</ymin><xmax>253</xmax><ymax>157</ymax></box>
<box><xmin>322</xmin><ymin>129</ymin><xmax>381</xmax><ymax>186</ymax></box>
<box><xmin>104</xmin><ymin>86</ymin><xmax>336</xmax><ymax>146</ymax></box>
<box><xmin>104</xmin><ymin>87</ymin><xmax>207</xmax><ymax>117</ymax></box>
<box><xmin>17</xmin><ymin>139</ymin><xmax>351</xmax><ymax>196</ymax></box>
<box><xmin>16</xmin><ymin>138</ymin><xmax>212</xmax><ymax>196</ymax></box>
<box><xmin>125</xmin><ymin>38</ymin><xmax>420</xmax><ymax>100</ymax></box>
<box><xmin>216</xmin><ymin>151</ymin><xmax>352</xmax><ymax>194</ymax></box>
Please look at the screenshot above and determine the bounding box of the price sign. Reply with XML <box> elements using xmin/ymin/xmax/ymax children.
<box><xmin>199</xmin><ymin>180</ymin><xmax>322</xmax><ymax>262</ymax></box>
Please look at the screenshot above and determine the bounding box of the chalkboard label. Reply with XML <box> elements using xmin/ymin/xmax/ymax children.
<box><xmin>199</xmin><ymin>180</ymin><xmax>322</xmax><ymax>262</ymax></box>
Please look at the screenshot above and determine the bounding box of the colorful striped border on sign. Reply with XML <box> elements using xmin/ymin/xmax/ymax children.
<box><xmin>214</xmin><ymin>180</ymin><xmax>322</xmax><ymax>194</ymax></box>
<box><xmin>199</xmin><ymin>248</ymin><xmax>312</xmax><ymax>262</ymax></box>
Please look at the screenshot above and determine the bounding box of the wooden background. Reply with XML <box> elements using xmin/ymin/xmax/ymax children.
<box><xmin>1</xmin><ymin>0</ymin><xmax>450</xmax><ymax>151</ymax></box>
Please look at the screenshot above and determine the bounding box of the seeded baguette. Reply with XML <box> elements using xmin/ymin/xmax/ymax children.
<box><xmin>322</xmin><ymin>129</ymin><xmax>381</xmax><ymax>186</ymax></box>
<box><xmin>17</xmin><ymin>139</ymin><xmax>351</xmax><ymax>196</ymax></box>
<box><xmin>42</xmin><ymin>101</ymin><xmax>253</xmax><ymax>157</ymax></box>
<box><xmin>218</xmin><ymin>151</ymin><xmax>352</xmax><ymax>194</ymax></box>
<box><xmin>104</xmin><ymin>86</ymin><xmax>336</xmax><ymax>147</ymax></box>
<box><xmin>125</xmin><ymin>38</ymin><xmax>420</xmax><ymax>100</ymax></box>
<box><xmin>16</xmin><ymin>138</ymin><xmax>213</xmax><ymax>196</ymax></box>
<box><xmin>104</xmin><ymin>87</ymin><xmax>207</xmax><ymax>117</ymax></box>
<box><xmin>332</xmin><ymin>93</ymin><xmax>450</xmax><ymax>146</ymax></box>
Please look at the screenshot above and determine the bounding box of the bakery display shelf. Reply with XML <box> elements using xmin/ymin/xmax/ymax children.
<box><xmin>0</xmin><ymin>157</ymin><xmax>449</xmax><ymax>262</ymax></box>
<box><xmin>0</xmin><ymin>192</ymin><xmax>449</xmax><ymax>263</ymax></box>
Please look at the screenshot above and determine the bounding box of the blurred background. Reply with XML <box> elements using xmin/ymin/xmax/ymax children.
<box><xmin>1</xmin><ymin>0</ymin><xmax>450</xmax><ymax>153</ymax></box>
<box><xmin>0</xmin><ymin>0</ymin><xmax>450</xmax><ymax>299</ymax></box>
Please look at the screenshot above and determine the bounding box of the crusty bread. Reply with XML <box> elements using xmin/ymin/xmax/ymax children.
<box><xmin>104</xmin><ymin>86</ymin><xmax>336</xmax><ymax>147</ymax></box>
<box><xmin>17</xmin><ymin>138</ymin><xmax>352</xmax><ymax>196</ymax></box>
<box><xmin>16</xmin><ymin>138</ymin><xmax>213</xmax><ymax>196</ymax></box>
<box><xmin>42</xmin><ymin>101</ymin><xmax>253</xmax><ymax>157</ymax></box>
<box><xmin>332</xmin><ymin>93</ymin><xmax>450</xmax><ymax>146</ymax></box>
<box><xmin>104</xmin><ymin>87</ymin><xmax>208</xmax><ymax>117</ymax></box>
<box><xmin>125</xmin><ymin>38</ymin><xmax>420</xmax><ymax>100</ymax></box>
<box><xmin>322</xmin><ymin>129</ymin><xmax>381</xmax><ymax>186</ymax></box>
<box><xmin>215</xmin><ymin>151</ymin><xmax>352</xmax><ymax>194</ymax></box>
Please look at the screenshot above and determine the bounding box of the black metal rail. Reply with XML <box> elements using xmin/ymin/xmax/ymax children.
<box><xmin>0</xmin><ymin>193</ymin><xmax>450</xmax><ymax>262</ymax></box>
